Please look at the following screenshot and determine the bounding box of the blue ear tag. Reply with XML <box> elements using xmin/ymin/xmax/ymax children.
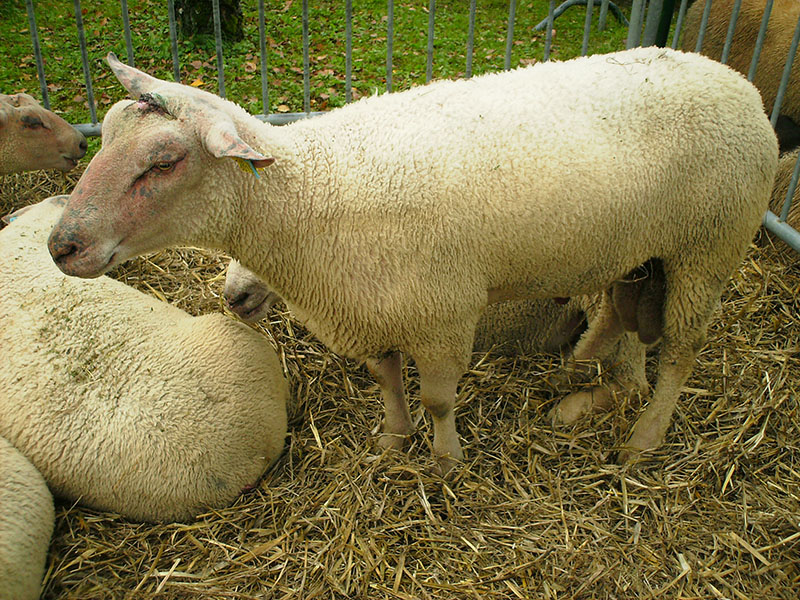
<box><xmin>233</xmin><ymin>157</ymin><xmax>262</xmax><ymax>179</ymax></box>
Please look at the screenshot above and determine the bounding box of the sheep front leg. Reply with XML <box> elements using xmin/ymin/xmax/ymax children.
<box><xmin>415</xmin><ymin>356</ymin><xmax>468</xmax><ymax>474</ymax></box>
<box><xmin>366</xmin><ymin>352</ymin><xmax>413</xmax><ymax>450</ymax></box>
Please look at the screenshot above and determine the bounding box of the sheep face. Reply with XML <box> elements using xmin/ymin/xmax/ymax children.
<box><xmin>224</xmin><ymin>259</ymin><xmax>281</xmax><ymax>321</ymax></box>
<box><xmin>0</xmin><ymin>93</ymin><xmax>87</xmax><ymax>174</ymax></box>
<box><xmin>48</xmin><ymin>53</ymin><xmax>274</xmax><ymax>279</ymax></box>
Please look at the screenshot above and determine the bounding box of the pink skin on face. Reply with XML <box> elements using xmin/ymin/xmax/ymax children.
<box><xmin>48</xmin><ymin>100</ymin><xmax>197</xmax><ymax>278</ymax></box>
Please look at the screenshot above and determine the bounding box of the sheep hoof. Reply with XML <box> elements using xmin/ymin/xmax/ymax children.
<box><xmin>433</xmin><ymin>453</ymin><xmax>462</xmax><ymax>477</ymax></box>
<box><xmin>617</xmin><ymin>427</ymin><xmax>664</xmax><ymax>464</ymax></box>
<box><xmin>549</xmin><ymin>386</ymin><xmax>615</xmax><ymax>425</ymax></box>
<box><xmin>377</xmin><ymin>432</ymin><xmax>408</xmax><ymax>451</ymax></box>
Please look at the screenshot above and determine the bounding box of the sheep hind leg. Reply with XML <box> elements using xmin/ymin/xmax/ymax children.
<box><xmin>618</xmin><ymin>271</ymin><xmax>723</xmax><ymax>463</ymax></box>
<box><xmin>551</xmin><ymin>331</ymin><xmax>647</xmax><ymax>424</ymax></box>
<box><xmin>551</xmin><ymin>290</ymin><xmax>628</xmax><ymax>423</ymax></box>
<box><xmin>414</xmin><ymin>355</ymin><xmax>469</xmax><ymax>474</ymax></box>
<box><xmin>366</xmin><ymin>352</ymin><xmax>413</xmax><ymax>451</ymax></box>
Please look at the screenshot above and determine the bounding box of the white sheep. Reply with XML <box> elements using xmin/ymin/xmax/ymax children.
<box><xmin>0</xmin><ymin>436</ymin><xmax>54</xmax><ymax>600</ymax></box>
<box><xmin>0</xmin><ymin>92</ymin><xmax>87</xmax><ymax>174</ymax></box>
<box><xmin>48</xmin><ymin>48</ymin><xmax>777</xmax><ymax>469</ymax></box>
<box><xmin>223</xmin><ymin>258</ymin><xmax>650</xmax><ymax>424</ymax></box>
<box><xmin>1</xmin><ymin>196</ymin><xmax>288</xmax><ymax>522</ymax></box>
<box><xmin>680</xmin><ymin>0</ymin><xmax>800</xmax><ymax>151</ymax></box>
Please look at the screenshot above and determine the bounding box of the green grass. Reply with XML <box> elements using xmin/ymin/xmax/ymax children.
<box><xmin>0</xmin><ymin>0</ymin><xmax>630</xmax><ymax>133</ymax></box>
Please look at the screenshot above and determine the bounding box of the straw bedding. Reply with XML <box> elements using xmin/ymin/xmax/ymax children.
<box><xmin>1</xmin><ymin>170</ymin><xmax>798</xmax><ymax>599</ymax></box>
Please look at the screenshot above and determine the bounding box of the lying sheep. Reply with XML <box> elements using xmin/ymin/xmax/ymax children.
<box><xmin>681</xmin><ymin>0</ymin><xmax>800</xmax><ymax>148</ymax></box>
<box><xmin>0</xmin><ymin>92</ymin><xmax>86</xmax><ymax>174</ymax></box>
<box><xmin>0</xmin><ymin>436</ymin><xmax>53</xmax><ymax>600</ymax></box>
<box><xmin>48</xmin><ymin>48</ymin><xmax>777</xmax><ymax>469</ymax></box>
<box><xmin>2</xmin><ymin>196</ymin><xmax>288</xmax><ymax>522</ymax></box>
<box><xmin>224</xmin><ymin>258</ymin><xmax>651</xmax><ymax>423</ymax></box>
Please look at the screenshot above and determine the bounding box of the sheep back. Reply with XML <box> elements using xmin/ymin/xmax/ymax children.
<box><xmin>0</xmin><ymin>197</ymin><xmax>288</xmax><ymax>522</ymax></box>
<box><xmin>0</xmin><ymin>435</ymin><xmax>54</xmax><ymax>600</ymax></box>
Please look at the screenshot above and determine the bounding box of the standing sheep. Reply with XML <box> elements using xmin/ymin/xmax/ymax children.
<box><xmin>0</xmin><ymin>436</ymin><xmax>54</xmax><ymax>600</ymax></box>
<box><xmin>681</xmin><ymin>0</ymin><xmax>800</xmax><ymax>147</ymax></box>
<box><xmin>224</xmin><ymin>258</ymin><xmax>651</xmax><ymax>424</ymax></box>
<box><xmin>48</xmin><ymin>48</ymin><xmax>777</xmax><ymax>469</ymax></box>
<box><xmin>0</xmin><ymin>93</ymin><xmax>87</xmax><ymax>174</ymax></box>
<box><xmin>1</xmin><ymin>196</ymin><xmax>288</xmax><ymax>522</ymax></box>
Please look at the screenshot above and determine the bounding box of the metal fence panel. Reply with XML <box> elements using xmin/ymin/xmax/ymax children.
<box><xmin>12</xmin><ymin>0</ymin><xmax>800</xmax><ymax>253</ymax></box>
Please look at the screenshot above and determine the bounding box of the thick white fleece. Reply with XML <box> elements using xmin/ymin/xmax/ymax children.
<box><xmin>49</xmin><ymin>47</ymin><xmax>778</xmax><ymax>461</ymax></box>
<box><xmin>1</xmin><ymin>197</ymin><xmax>288</xmax><ymax>522</ymax></box>
<box><xmin>0</xmin><ymin>435</ymin><xmax>53</xmax><ymax>600</ymax></box>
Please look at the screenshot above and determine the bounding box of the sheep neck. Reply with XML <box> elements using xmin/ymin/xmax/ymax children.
<box><xmin>223</xmin><ymin>123</ymin><xmax>344</xmax><ymax>316</ymax></box>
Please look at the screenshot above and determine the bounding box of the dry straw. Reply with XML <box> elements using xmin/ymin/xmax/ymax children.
<box><xmin>1</xmin><ymin>171</ymin><xmax>798</xmax><ymax>599</ymax></box>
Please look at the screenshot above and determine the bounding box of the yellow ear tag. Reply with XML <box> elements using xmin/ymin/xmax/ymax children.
<box><xmin>233</xmin><ymin>157</ymin><xmax>262</xmax><ymax>179</ymax></box>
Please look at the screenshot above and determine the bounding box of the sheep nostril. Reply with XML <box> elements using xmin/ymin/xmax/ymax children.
<box><xmin>79</xmin><ymin>138</ymin><xmax>88</xmax><ymax>151</ymax></box>
<box><xmin>50</xmin><ymin>240</ymin><xmax>79</xmax><ymax>265</ymax></box>
<box><xmin>226</xmin><ymin>292</ymin><xmax>249</xmax><ymax>309</ymax></box>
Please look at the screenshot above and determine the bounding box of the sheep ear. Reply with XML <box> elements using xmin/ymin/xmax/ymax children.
<box><xmin>203</xmin><ymin>121</ymin><xmax>275</xmax><ymax>168</ymax></box>
<box><xmin>107</xmin><ymin>52</ymin><xmax>163</xmax><ymax>98</ymax></box>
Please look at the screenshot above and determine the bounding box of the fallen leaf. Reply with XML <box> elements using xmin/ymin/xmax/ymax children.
<box><xmin>276</xmin><ymin>104</ymin><xmax>290</xmax><ymax>113</ymax></box>
<box><xmin>190</xmin><ymin>78</ymin><xmax>204</xmax><ymax>87</ymax></box>
<box><xmin>190</xmin><ymin>60</ymin><xmax>202</xmax><ymax>69</ymax></box>
<box><xmin>244</xmin><ymin>61</ymin><xmax>257</xmax><ymax>73</ymax></box>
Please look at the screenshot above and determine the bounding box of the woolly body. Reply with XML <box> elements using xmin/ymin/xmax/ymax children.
<box><xmin>0</xmin><ymin>436</ymin><xmax>53</xmax><ymax>600</ymax></box>
<box><xmin>0</xmin><ymin>93</ymin><xmax>86</xmax><ymax>174</ymax></box>
<box><xmin>681</xmin><ymin>0</ymin><xmax>800</xmax><ymax>124</ymax></box>
<box><xmin>49</xmin><ymin>47</ymin><xmax>777</xmax><ymax>463</ymax></box>
<box><xmin>2</xmin><ymin>197</ymin><xmax>288</xmax><ymax>522</ymax></box>
<box><xmin>223</xmin><ymin>257</ymin><xmax>649</xmax><ymax>410</ymax></box>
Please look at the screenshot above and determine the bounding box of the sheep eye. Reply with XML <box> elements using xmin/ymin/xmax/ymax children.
<box><xmin>154</xmin><ymin>161</ymin><xmax>174</xmax><ymax>172</ymax></box>
<box><xmin>21</xmin><ymin>116</ymin><xmax>44</xmax><ymax>129</ymax></box>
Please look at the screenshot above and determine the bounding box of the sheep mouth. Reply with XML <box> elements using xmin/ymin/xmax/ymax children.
<box><xmin>60</xmin><ymin>156</ymin><xmax>79</xmax><ymax>171</ymax></box>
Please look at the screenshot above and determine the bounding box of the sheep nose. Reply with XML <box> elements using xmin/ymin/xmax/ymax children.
<box><xmin>226</xmin><ymin>291</ymin><xmax>250</xmax><ymax>310</ymax></box>
<box><xmin>78</xmin><ymin>138</ymin><xmax>88</xmax><ymax>154</ymax></box>
<box><xmin>48</xmin><ymin>236</ymin><xmax>79</xmax><ymax>267</ymax></box>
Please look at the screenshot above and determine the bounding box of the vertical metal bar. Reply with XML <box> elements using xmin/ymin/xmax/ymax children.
<box><xmin>258</xmin><ymin>0</ymin><xmax>269</xmax><ymax>114</ymax></box>
<box><xmin>73</xmin><ymin>0</ymin><xmax>97</xmax><ymax>124</ymax></box>
<box><xmin>748</xmin><ymin>0</ymin><xmax>774</xmax><ymax>82</ymax></box>
<box><xmin>426</xmin><ymin>0</ymin><xmax>435</xmax><ymax>83</ymax></box>
<box><xmin>693</xmin><ymin>0</ymin><xmax>713</xmax><ymax>53</ymax></box>
<box><xmin>212</xmin><ymin>0</ymin><xmax>226</xmax><ymax>97</ymax></box>
<box><xmin>346</xmin><ymin>0</ymin><xmax>353</xmax><ymax>102</ymax></box>
<box><xmin>598</xmin><ymin>0</ymin><xmax>610</xmax><ymax>32</ymax></box>
<box><xmin>642</xmin><ymin>0</ymin><xmax>665</xmax><ymax>46</ymax></box>
<box><xmin>25</xmin><ymin>0</ymin><xmax>49</xmax><ymax>109</ymax></box>
<box><xmin>780</xmin><ymin>152</ymin><xmax>800</xmax><ymax>222</ymax></box>
<box><xmin>543</xmin><ymin>0</ymin><xmax>555</xmax><ymax>62</ymax></box>
<box><xmin>504</xmin><ymin>0</ymin><xmax>517</xmax><ymax>70</ymax></box>
<box><xmin>721</xmin><ymin>0</ymin><xmax>743</xmax><ymax>64</ymax></box>
<box><xmin>626</xmin><ymin>0</ymin><xmax>645</xmax><ymax>48</ymax></box>
<box><xmin>167</xmin><ymin>0</ymin><xmax>180</xmax><ymax>82</ymax></box>
<box><xmin>771</xmin><ymin>12</ymin><xmax>800</xmax><ymax>126</ymax></box>
<box><xmin>302</xmin><ymin>0</ymin><xmax>310</xmax><ymax>112</ymax></box>
<box><xmin>466</xmin><ymin>0</ymin><xmax>477</xmax><ymax>78</ymax></box>
<box><xmin>671</xmin><ymin>0</ymin><xmax>690</xmax><ymax>49</ymax></box>
<box><xmin>386</xmin><ymin>0</ymin><xmax>394</xmax><ymax>92</ymax></box>
<box><xmin>120</xmin><ymin>0</ymin><xmax>134</xmax><ymax>65</ymax></box>
<box><xmin>581</xmin><ymin>0</ymin><xmax>594</xmax><ymax>56</ymax></box>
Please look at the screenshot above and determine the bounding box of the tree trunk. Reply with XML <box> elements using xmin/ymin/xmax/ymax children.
<box><xmin>175</xmin><ymin>0</ymin><xmax>244</xmax><ymax>42</ymax></box>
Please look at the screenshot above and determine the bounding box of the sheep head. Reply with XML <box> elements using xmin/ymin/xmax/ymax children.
<box><xmin>0</xmin><ymin>93</ymin><xmax>87</xmax><ymax>174</ymax></box>
<box><xmin>48</xmin><ymin>54</ymin><xmax>275</xmax><ymax>279</ymax></box>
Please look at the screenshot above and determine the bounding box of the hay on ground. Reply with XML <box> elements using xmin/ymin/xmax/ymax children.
<box><xmin>1</xmin><ymin>171</ymin><xmax>798</xmax><ymax>600</ymax></box>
